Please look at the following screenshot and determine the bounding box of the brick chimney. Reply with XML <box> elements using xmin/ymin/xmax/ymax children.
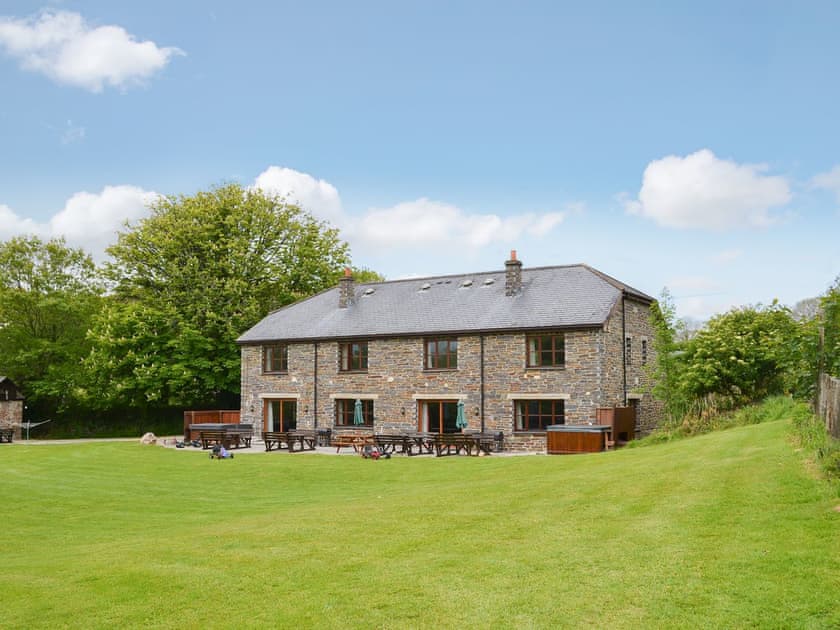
<box><xmin>339</xmin><ymin>267</ymin><xmax>355</xmax><ymax>308</ymax></box>
<box><xmin>505</xmin><ymin>250</ymin><xmax>522</xmax><ymax>296</ymax></box>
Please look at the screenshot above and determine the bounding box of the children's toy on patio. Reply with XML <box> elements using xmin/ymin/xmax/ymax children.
<box><xmin>361</xmin><ymin>444</ymin><xmax>389</xmax><ymax>460</ymax></box>
<box><xmin>210</xmin><ymin>444</ymin><xmax>234</xmax><ymax>460</ymax></box>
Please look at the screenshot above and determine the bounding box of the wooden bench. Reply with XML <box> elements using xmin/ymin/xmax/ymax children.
<box><xmin>331</xmin><ymin>431</ymin><xmax>374</xmax><ymax>453</ymax></box>
<box><xmin>225</xmin><ymin>425</ymin><xmax>253</xmax><ymax>448</ymax></box>
<box><xmin>432</xmin><ymin>432</ymin><xmax>502</xmax><ymax>457</ymax></box>
<box><xmin>0</xmin><ymin>428</ymin><xmax>14</xmax><ymax>443</ymax></box>
<box><xmin>199</xmin><ymin>430</ymin><xmax>245</xmax><ymax>450</ymax></box>
<box><xmin>262</xmin><ymin>430</ymin><xmax>317</xmax><ymax>453</ymax></box>
<box><xmin>373</xmin><ymin>434</ymin><xmax>413</xmax><ymax>455</ymax></box>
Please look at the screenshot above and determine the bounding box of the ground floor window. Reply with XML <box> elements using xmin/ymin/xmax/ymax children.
<box><xmin>264</xmin><ymin>399</ymin><xmax>297</xmax><ymax>432</ymax></box>
<box><xmin>514</xmin><ymin>399</ymin><xmax>564</xmax><ymax>431</ymax></box>
<box><xmin>335</xmin><ymin>399</ymin><xmax>374</xmax><ymax>427</ymax></box>
<box><xmin>418</xmin><ymin>400</ymin><xmax>460</xmax><ymax>433</ymax></box>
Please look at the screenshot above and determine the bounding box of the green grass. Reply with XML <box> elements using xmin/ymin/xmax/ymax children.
<box><xmin>2</xmin><ymin>419</ymin><xmax>839</xmax><ymax>629</ymax></box>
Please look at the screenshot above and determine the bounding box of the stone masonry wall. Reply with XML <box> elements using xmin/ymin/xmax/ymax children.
<box><xmin>602</xmin><ymin>297</ymin><xmax>662</xmax><ymax>436</ymax></box>
<box><xmin>0</xmin><ymin>400</ymin><xmax>23</xmax><ymax>441</ymax></box>
<box><xmin>241</xmin><ymin>328</ymin><xmax>615</xmax><ymax>452</ymax></box>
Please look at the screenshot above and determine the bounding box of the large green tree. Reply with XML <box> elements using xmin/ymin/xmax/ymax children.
<box><xmin>677</xmin><ymin>302</ymin><xmax>802</xmax><ymax>405</ymax></box>
<box><xmin>84</xmin><ymin>184</ymin><xmax>350</xmax><ymax>408</ymax></box>
<box><xmin>0</xmin><ymin>236</ymin><xmax>103</xmax><ymax>410</ymax></box>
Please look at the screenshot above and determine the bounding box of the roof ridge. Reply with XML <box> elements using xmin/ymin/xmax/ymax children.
<box><xmin>353</xmin><ymin>263</ymin><xmax>590</xmax><ymax>287</ymax></box>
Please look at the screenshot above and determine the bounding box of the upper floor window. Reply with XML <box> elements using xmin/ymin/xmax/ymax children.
<box><xmin>526</xmin><ymin>333</ymin><xmax>565</xmax><ymax>368</ymax></box>
<box><xmin>335</xmin><ymin>399</ymin><xmax>374</xmax><ymax>427</ymax></box>
<box><xmin>514</xmin><ymin>399</ymin><xmax>565</xmax><ymax>431</ymax></box>
<box><xmin>425</xmin><ymin>338</ymin><xmax>458</xmax><ymax>370</ymax></box>
<box><xmin>263</xmin><ymin>344</ymin><xmax>288</xmax><ymax>373</ymax></box>
<box><xmin>625</xmin><ymin>336</ymin><xmax>632</xmax><ymax>364</ymax></box>
<box><xmin>340</xmin><ymin>341</ymin><xmax>368</xmax><ymax>372</ymax></box>
<box><xmin>641</xmin><ymin>339</ymin><xmax>647</xmax><ymax>365</ymax></box>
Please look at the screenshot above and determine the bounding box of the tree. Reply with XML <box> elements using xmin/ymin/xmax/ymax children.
<box><xmin>820</xmin><ymin>276</ymin><xmax>840</xmax><ymax>377</ymax></box>
<box><xmin>0</xmin><ymin>236</ymin><xmax>103</xmax><ymax>410</ymax></box>
<box><xmin>677</xmin><ymin>302</ymin><xmax>800</xmax><ymax>406</ymax></box>
<box><xmin>647</xmin><ymin>288</ymin><xmax>690</xmax><ymax>424</ymax></box>
<box><xmin>84</xmin><ymin>184</ymin><xmax>351</xmax><ymax>408</ymax></box>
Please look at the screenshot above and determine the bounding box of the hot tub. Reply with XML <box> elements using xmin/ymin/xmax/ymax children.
<box><xmin>546</xmin><ymin>424</ymin><xmax>611</xmax><ymax>454</ymax></box>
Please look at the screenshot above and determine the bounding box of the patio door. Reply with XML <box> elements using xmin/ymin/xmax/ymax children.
<box><xmin>264</xmin><ymin>399</ymin><xmax>297</xmax><ymax>432</ymax></box>
<box><xmin>418</xmin><ymin>400</ymin><xmax>459</xmax><ymax>433</ymax></box>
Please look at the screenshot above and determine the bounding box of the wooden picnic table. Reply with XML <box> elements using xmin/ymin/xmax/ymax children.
<box><xmin>331</xmin><ymin>431</ymin><xmax>374</xmax><ymax>453</ymax></box>
<box><xmin>432</xmin><ymin>432</ymin><xmax>501</xmax><ymax>457</ymax></box>
<box><xmin>262</xmin><ymin>430</ymin><xmax>317</xmax><ymax>452</ymax></box>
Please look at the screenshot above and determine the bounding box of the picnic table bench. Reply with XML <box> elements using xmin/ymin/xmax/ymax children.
<box><xmin>262</xmin><ymin>430</ymin><xmax>317</xmax><ymax>453</ymax></box>
<box><xmin>432</xmin><ymin>432</ymin><xmax>503</xmax><ymax>457</ymax></box>
<box><xmin>331</xmin><ymin>431</ymin><xmax>374</xmax><ymax>453</ymax></box>
<box><xmin>199</xmin><ymin>430</ymin><xmax>239</xmax><ymax>449</ymax></box>
<box><xmin>0</xmin><ymin>428</ymin><xmax>14</xmax><ymax>443</ymax></box>
<box><xmin>373</xmin><ymin>434</ymin><xmax>413</xmax><ymax>455</ymax></box>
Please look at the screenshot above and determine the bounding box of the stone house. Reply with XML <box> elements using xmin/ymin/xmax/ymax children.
<box><xmin>237</xmin><ymin>253</ymin><xmax>659</xmax><ymax>452</ymax></box>
<box><xmin>0</xmin><ymin>376</ymin><xmax>24</xmax><ymax>441</ymax></box>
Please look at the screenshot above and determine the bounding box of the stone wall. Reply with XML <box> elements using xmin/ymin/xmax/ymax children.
<box><xmin>600</xmin><ymin>296</ymin><xmax>662</xmax><ymax>436</ymax></box>
<box><xmin>0</xmin><ymin>400</ymin><xmax>23</xmax><ymax>440</ymax></box>
<box><xmin>241</xmin><ymin>321</ymin><xmax>656</xmax><ymax>451</ymax></box>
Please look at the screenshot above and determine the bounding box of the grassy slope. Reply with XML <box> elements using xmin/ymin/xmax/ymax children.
<box><xmin>1</xmin><ymin>420</ymin><xmax>838</xmax><ymax>629</ymax></box>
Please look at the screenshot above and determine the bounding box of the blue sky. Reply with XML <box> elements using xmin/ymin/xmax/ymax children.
<box><xmin>1</xmin><ymin>1</ymin><xmax>839</xmax><ymax>319</ymax></box>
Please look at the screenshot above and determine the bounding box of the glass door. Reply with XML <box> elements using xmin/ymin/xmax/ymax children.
<box><xmin>264</xmin><ymin>399</ymin><xmax>297</xmax><ymax>432</ymax></box>
<box><xmin>418</xmin><ymin>400</ymin><xmax>459</xmax><ymax>433</ymax></box>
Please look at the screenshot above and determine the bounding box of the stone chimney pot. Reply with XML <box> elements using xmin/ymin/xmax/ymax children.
<box><xmin>505</xmin><ymin>250</ymin><xmax>522</xmax><ymax>296</ymax></box>
<box><xmin>339</xmin><ymin>268</ymin><xmax>355</xmax><ymax>308</ymax></box>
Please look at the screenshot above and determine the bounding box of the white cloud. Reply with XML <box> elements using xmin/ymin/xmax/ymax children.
<box><xmin>252</xmin><ymin>165</ymin><xmax>570</xmax><ymax>251</ymax></box>
<box><xmin>353</xmin><ymin>198</ymin><xmax>567</xmax><ymax>248</ymax></box>
<box><xmin>0</xmin><ymin>10</ymin><xmax>183</xmax><ymax>92</ymax></box>
<box><xmin>810</xmin><ymin>165</ymin><xmax>840</xmax><ymax>204</ymax></box>
<box><xmin>0</xmin><ymin>185</ymin><xmax>157</xmax><ymax>259</ymax></box>
<box><xmin>625</xmin><ymin>149</ymin><xmax>791</xmax><ymax>229</ymax></box>
<box><xmin>253</xmin><ymin>166</ymin><xmax>344</xmax><ymax>225</ymax></box>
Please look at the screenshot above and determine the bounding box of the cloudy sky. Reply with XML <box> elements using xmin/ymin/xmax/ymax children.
<box><xmin>1</xmin><ymin>2</ymin><xmax>839</xmax><ymax>319</ymax></box>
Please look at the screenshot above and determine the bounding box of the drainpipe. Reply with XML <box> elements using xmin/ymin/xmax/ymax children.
<box><xmin>313</xmin><ymin>341</ymin><xmax>318</xmax><ymax>428</ymax></box>
<box><xmin>480</xmin><ymin>334</ymin><xmax>486</xmax><ymax>432</ymax></box>
<box><xmin>621</xmin><ymin>292</ymin><xmax>627</xmax><ymax>406</ymax></box>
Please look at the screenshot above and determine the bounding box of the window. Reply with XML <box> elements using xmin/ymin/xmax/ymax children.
<box><xmin>514</xmin><ymin>399</ymin><xmax>565</xmax><ymax>431</ymax></box>
<box><xmin>335</xmin><ymin>399</ymin><xmax>374</xmax><ymax>427</ymax></box>
<box><xmin>264</xmin><ymin>399</ymin><xmax>297</xmax><ymax>431</ymax></box>
<box><xmin>425</xmin><ymin>338</ymin><xmax>458</xmax><ymax>370</ymax></box>
<box><xmin>418</xmin><ymin>400</ymin><xmax>460</xmax><ymax>433</ymax></box>
<box><xmin>526</xmin><ymin>333</ymin><xmax>565</xmax><ymax>367</ymax></box>
<box><xmin>641</xmin><ymin>339</ymin><xmax>648</xmax><ymax>365</ymax></box>
<box><xmin>339</xmin><ymin>341</ymin><xmax>368</xmax><ymax>372</ymax></box>
<box><xmin>263</xmin><ymin>344</ymin><xmax>288</xmax><ymax>373</ymax></box>
<box><xmin>625</xmin><ymin>336</ymin><xmax>632</xmax><ymax>364</ymax></box>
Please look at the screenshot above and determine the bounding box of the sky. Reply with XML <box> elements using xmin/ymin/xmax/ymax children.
<box><xmin>1</xmin><ymin>1</ymin><xmax>839</xmax><ymax>320</ymax></box>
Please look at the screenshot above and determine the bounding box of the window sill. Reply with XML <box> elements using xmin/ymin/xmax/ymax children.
<box><xmin>423</xmin><ymin>368</ymin><xmax>458</xmax><ymax>373</ymax></box>
<box><xmin>524</xmin><ymin>366</ymin><xmax>566</xmax><ymax>371</ymax></box>
<box><xmin>513</xmin><ymin>431</ymin><xmax>549</xmax><ymax>435</ymax></box>
<box><xmin>262</xmin><ymin>371</ymin><xmax>289</xmax><ymax>375</ymax></box>
<box><xmin>338</xmin><ymin>370</ymin><xmax>369</xmax><ymax>374</ymax></box>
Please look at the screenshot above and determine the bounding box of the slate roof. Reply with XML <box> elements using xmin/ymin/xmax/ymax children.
<box><xmin>237</xmin><ymin>263</ymin><xmax>654</xmax><ymax>344</ymax></box>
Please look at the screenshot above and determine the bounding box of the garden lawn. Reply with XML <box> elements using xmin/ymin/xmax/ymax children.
<box><xmin>1</xmin><ymin>419</ymin><xmax>838</xmax><ymax>629</ymax></box>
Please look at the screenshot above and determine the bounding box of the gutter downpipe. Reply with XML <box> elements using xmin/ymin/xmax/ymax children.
<box><xmin>621</xmin><ymin>292</ymin><xmax>627</xmax><ymax>406</ymax></box>
<box><xmin>480</xmin><ymin>334</ymin><xmax>486</xmax><ymax>432</ymax></box>
<box><xmin>313</xmin><ymin>341</ymin><xmax>318</xmax><ymax>428</ymax></box>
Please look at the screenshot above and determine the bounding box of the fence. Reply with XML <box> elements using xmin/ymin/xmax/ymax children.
<box><xmin>183</xmin><ymin>409</ymin><xmax>241</xmax><ymax>439</ymax></box>
<box><xmin>817</xmin><ymin>373</ymin><xmax>840</xmax><ymax>439</ymax></box>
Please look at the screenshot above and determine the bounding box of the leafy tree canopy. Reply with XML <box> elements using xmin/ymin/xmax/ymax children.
<box><xmin>84</xmin><ymin>184</ymin><xmax>351</xmax><ymax>408</ymax></box>
<box><xmin>0</xmin><ymin>236</ymin><xmax>103</xmax><ymax>409</ymax></box>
